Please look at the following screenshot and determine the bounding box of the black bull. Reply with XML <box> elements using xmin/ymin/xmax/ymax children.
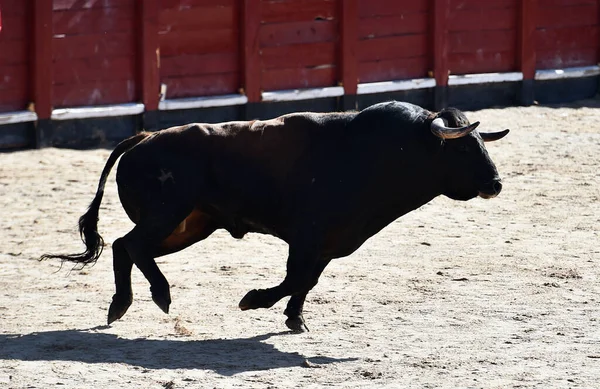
<box><xmin>42</xmin><ymin>101</ymin><xmax>509</xmax><ymax>331</ymax></box>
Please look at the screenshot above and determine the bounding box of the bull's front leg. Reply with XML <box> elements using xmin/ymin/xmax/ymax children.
<box><xmin>283</xmin><ymin>258</ymin><xmax>331</xmax><ymax>332</ymax></box>
<box><xmin>238</xmin><ymin>243</ymin><xmax>319</xmax><ymax>314</ymax></box>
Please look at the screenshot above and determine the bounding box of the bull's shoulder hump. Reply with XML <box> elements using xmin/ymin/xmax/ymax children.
<box><xmin>354</xmin><ymin>101</ymin><xmax>432</xmax><ymax>124</ymax></box>
<box><xmin>279</xmin><ymin>111</ymin><xmax>357</xmax><ymax>126</ymax></box>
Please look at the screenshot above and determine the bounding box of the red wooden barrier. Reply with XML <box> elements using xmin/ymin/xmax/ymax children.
<box><xmin>1</xmin><ymin>0</ymin><xmax>600</xmax><ymax>117</ymax></box>
<box><xmin>447</xmin><ymin>0</ymin><xmax>518</xmax><ymax>75</ymax></box>
<box><xmin>52</xmin><ymin>0</ymin><xmax>137</xmax><ymax>108</ymax></box>
<box><xmin>357</xmin><ymin>0</ymin><xmax>431</xmax><ymax>83</ymax></box>
<box><xmin>159</xmin><ymin>0</ymin><xmax>241</xmax><ymax>99</ymax></box>
<box><xmin>139</xmin><ymin>0</ymin><xmax>160</xmax><ymax>112</ymax></box>
<box><xmin>340</xmin><ymin>0</ymin><xmax>358</xmax><ymax>94</ymax></box>
<box><xmin>519</xmin><ymin>0</ymin><xmax>536</xmax><ymax>80</ymax></box>
<box><xmin>259</xmin><ymin>0</ymin><xmax>339</xmax><ymax>91</ymax></box>
<box><xmin>433</xmin><ymin>0</ymin><xmax>449</xmax><ymax>87</ymax></box>
<box><xmin>0</xmin><ymin>0</ymin><xmax>30</xmax><ymax>112</ymax></box>
<box><xmin>535</xmin><ymin>0</ymin><xmax>599</xmax><ymax>69</ymax></box>
<box><xmin>243</xmin><ymin>0</ymin><xmax>261</xmax><ymax>102</ymax></box>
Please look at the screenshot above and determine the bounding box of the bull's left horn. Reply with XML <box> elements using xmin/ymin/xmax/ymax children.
<box><xmin>431</xmin><ymin>118</ymin><xmax>480</xmax><ymax>140</ymax></box>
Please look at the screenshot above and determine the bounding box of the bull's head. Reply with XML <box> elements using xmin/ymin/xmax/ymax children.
<box><xmin>430</xmin><ymin>108</ymin><xmax>509</xmax><ymax>201</ymax></box>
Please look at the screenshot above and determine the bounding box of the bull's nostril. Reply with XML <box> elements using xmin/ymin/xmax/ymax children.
<box><xmin>493</xmin><ymin>180</ymin><xmax>502</xmax><ymax>194</ymax></box>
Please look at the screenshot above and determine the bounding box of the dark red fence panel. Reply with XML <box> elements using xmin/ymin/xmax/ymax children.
<box><xmin>0</xmin><ymin>0</ymin><xmax>30</xmax><ymax>111</ymax></box>
<box><xmin>535</xmin><ymin>0</ymin><xmax>599</xmax><ymax>69</ymax></box>
<box><xmin>447</xmin><ymin>0</ymin><xmax>518</xmax><ymax>75</ymax></box>
<box><xmin>356</xmin><ymin>0</ymin><xmax>430</xmax><ymax>83</ymax></box>
<box><xmin>52</xmin><ymin>0</ymin><xmax>137</xmax><ymax>108</ymax></box>
<box><xmin>2</xmin><ymin>0</ymin><xmax>600</xmax><ymax>118</ymax></box>
<box><xmin>259</xmin><ymin>0</ymin><xmax>339</xmax><ymax>91</ymax></box>
<box><xmin>159</xmin><ymin>0</ymin><xmax>241</xmax><ymax>98</ymax></box>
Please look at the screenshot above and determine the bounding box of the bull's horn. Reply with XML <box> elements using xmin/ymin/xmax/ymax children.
<box><xmin>431</xmin><ymin>118</ymin><xmax>480</xmax><ymax>140</ymax></box>
<box><xmin>480</xmin><ymin>129</ymin><xmax>510</xmax><ymax>142</ymax></box>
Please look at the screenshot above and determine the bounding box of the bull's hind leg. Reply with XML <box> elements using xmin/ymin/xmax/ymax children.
<box><xmin>120</xmin><ymin>222</ymin><xmax>179</xmax><ymax>315</ymax></box>
<box><xmin>107</xmin><ymin>238</ymin><xmax>134</xmax><ymax>324</ymax></box>
<box><xmin>108</xmin><ymin>207</ymin><xmax>218</xmax><ymax>323</ymax></box>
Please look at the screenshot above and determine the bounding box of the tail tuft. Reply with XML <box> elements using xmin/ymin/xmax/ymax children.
<box><xmin>40</xmin><ymin>133</ymin><xmax>149</xmax><ymax>268</ymax></box>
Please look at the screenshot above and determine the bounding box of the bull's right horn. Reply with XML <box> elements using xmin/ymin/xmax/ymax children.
<box><xmin>431</xmin><ymin>118</ymin><xmax>480</xmax><ymax>140</ymax></box>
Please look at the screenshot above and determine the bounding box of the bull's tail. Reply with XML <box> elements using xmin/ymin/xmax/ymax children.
<box><xmin>40</xmin><ymin>133</ymin><xmax>150</xmax><ymax>267</ymax></box>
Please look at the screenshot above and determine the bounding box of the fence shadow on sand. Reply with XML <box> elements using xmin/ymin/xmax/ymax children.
<box><xmin>0</xmin><ymin>327</ymin><xmax>356</xmax><ymax>375</ymax></box>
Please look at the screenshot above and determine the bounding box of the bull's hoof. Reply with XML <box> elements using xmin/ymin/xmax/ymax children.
<box><xmin>285</xmin><ymin>315</ymin><xmax>309</xmax><ymax>333</ymax></box>
<box><xmin>239</xmin><ymin>289</ymin><xmax>276</xmax><ymax>310</ymax></box>
<box><xmin>151</xmin><ymin>287</ymin><xmax>171</xmax><ymax>314</ymax></box>
<box><xmin>239</xmin><ymin>289</ymin><xmax>261</xmax><ymax>310</ymax></box>
<box><xmin>107</xmin><ymin>293</ymin><xmax>133</xmax><ymax>325</ymax></box>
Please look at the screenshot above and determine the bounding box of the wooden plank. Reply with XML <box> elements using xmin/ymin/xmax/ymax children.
<box><xmin>433</xmin><ymin>0</ymin><xmax>449</xmax><ymax>87</ymax></box>
<box><xmin>536</xmin><ymin>48</ymin><xmax>598</xmax><ymax>69</ymax></box>
<box><xmin>0</xmin><ymin>14</ymin><xmax>28</xmax><ymax>40</ymax></box>
<box><xmin>448</xmin><ymin>30</ymin><xmax>516</xmax><ymax>54</ymax></box>
<box><xmin>261</xmin><ymin>0</ymin><xmax>337</xmax><ymax>24</ymax></box>
<box><xmin>0</xmin><ymin>64</ymin><xmax>29</xmax><ymax>90</ymax></box>
<box><xmin>160</xmin><ymin>0</ymin><xmax>237</xmax><ymax>10</ymax></box>
<box><xmin>535</xmin><ymin>26</ymin><xmax>599</xmax><ymax>51</ymax></box>
<box><xmin>161</xmin><ymin>52</ymin><xmax>240</xmax><ymax>77</ymax></box>
<box><xmin>358</xmin><ymin>0</ymin><xmax>428</xmax><ymax>18</ymax></box>
<box><xmin>340</xmin><ymin>0</ymin><xmax>358</xmax><ymax>94</ymax></box>
<box><xmin>162</xmin><ymin>73</ymin><xmax>240</xmax><ymax>98</ymax></box>
<box><xmin>53</xmin><ymin>57</ymin><xmax>135</xmax><ymax>84</ymax></box>
<box><xmin>33</xmin><ymin>0</ymin><xmax>53</xmax><ymax>119</ymax></box>
<box><xmin>536</xmin><ymin>4</ymin><xmax>598</xmax><ymax>28</ymax></box>
<box><xmin>519</xmin><ymin>0</ymin><xmax>536</xmax><ymax>80</ymax></box>
<box><xmin>357</xmin><ymin>34</ymin><xmax>428</xmax><ymax>62</ymax></box>
<box><xmin>159</xmin><ymin>28</ymin><xmax>238</xmax><ymax>56</ymax></box>
<box><xmin>0</xmin><ymin>41</ymin><xmax>28</xmax><ymax>65</ymax></box>
<box><xmin>53</xmin><ymin>80</ymin><xmax>137</xmax><ymax>108</ymax></box>
<box><xmin>159</xmin><ymin>4</ymin><xmax>237</xmax><ymax>32</ymax></box>
<box><xmin>358</xmin><ymin>56</ymin><xmax>429</xmax><ymax>83</ymax></box>
<box><xmin>262</xmin><ymin>66</ymin><xmax>337</xmax><ymax>91</ymax></box>
<box><xmin>447</xmin><ymin>8</ymin><xmax>516</xmax><ymax>31</ymax></box>
<box><xmin>359</xmin><ymin>12</ymin><xmax>428</xmax><ymax>38</ymax></box>
<box><xmin>448</xmin><ymin>51</ymin><xmax>516</xmax><ymax>74</ymax></box>
<box><xmin>259</xmin><ymin>20</ymin><xmax>338</xmax><ymax>47</ymax></box>
<box><xmin>0</xmin><ymin>0</ymin><xmax>28</xmax><ymax>16</ymax></box>
<box><xmin>538</xmin><ymin>0</ymin><xmax>596</xmax><ymax>6</ymax></box>
<box><xmin>53</xmin><ymin>7</ymin><xmax>136</xmax><ymax>35</ymax></box>
<box><xmin>261</xmin><ymin>42</ymin><xmax>336</xmax><ymax>70</ymax></box>
<box><xmin>53</xmin><ymin>0</ymin><xmax>135</xmax><ymax>10</ymax></box>
<box><xmin>242</xmin><ymin>0</ymin><xmax>261</xmax><ymax>102</ymax></box>
<box><xmin>0</xmin><ymin>89</ymin><xmax>28</xmax><ymax>112</ymax></box>
<box><xmin>448</xmin><ymin>0</ymin><xmax>517</xmax><ymax>10</ymax></box>
<box><xmin>53</xmin><ymin>33</ymin><xmax>135</xmax><ymax>60</ymax></box>
<box><xmin>139</xmin><ymin>0</ymin><xmax>160</xmax><ymax>111</ymax></box>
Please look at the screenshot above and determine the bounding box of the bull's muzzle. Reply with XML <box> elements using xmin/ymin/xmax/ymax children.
<box><xmin>478</xmin><ymin>179</ymin><xmax>502</xmax><ymax>199</ymax></box>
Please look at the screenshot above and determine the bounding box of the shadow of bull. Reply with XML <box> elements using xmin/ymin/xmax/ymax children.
<box><xmin>0</xmin><ymin>328</ymin><xmax>356</xmax><ymax>375</ymax></box>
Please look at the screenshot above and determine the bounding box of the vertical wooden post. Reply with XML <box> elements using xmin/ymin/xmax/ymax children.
<box><xmin>340</xmin><ymin>0</ymin><xmax>358</xmax><ymax>110</ymax></box>
<box><xmin>242</xmin><ymin>0</ymin><xmax>261</xmax><ymax>104</ymax></box>
<box><xmin>433</xmin><ymin>0</ymin><xmax>449</xmax><ymax>110</ymax></box>
<box><xmin>519</xmin><ymin>0</ymin><xmax>536</xmax><ymax>105</ymax></box>
<box><xmin>138</xmin><ymin>0</ymin><xmax>160</xmax><ymax>130</ymax></box>
<box><xmin>32</xmin><ymin>0</ymin><xmax>54</xmax><ymax>147</ymax></box>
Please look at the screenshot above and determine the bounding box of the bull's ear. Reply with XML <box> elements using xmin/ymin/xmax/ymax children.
<box><xmin>480</xmin><ymin>129</ymin><xmax>509</xmax><ymax>142</ymax></box>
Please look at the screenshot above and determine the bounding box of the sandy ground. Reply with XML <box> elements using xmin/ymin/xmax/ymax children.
<box><xmin>1</xmin><ymin>100</ymin><xmax>599</xmax><ymax>389</ymax></box>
